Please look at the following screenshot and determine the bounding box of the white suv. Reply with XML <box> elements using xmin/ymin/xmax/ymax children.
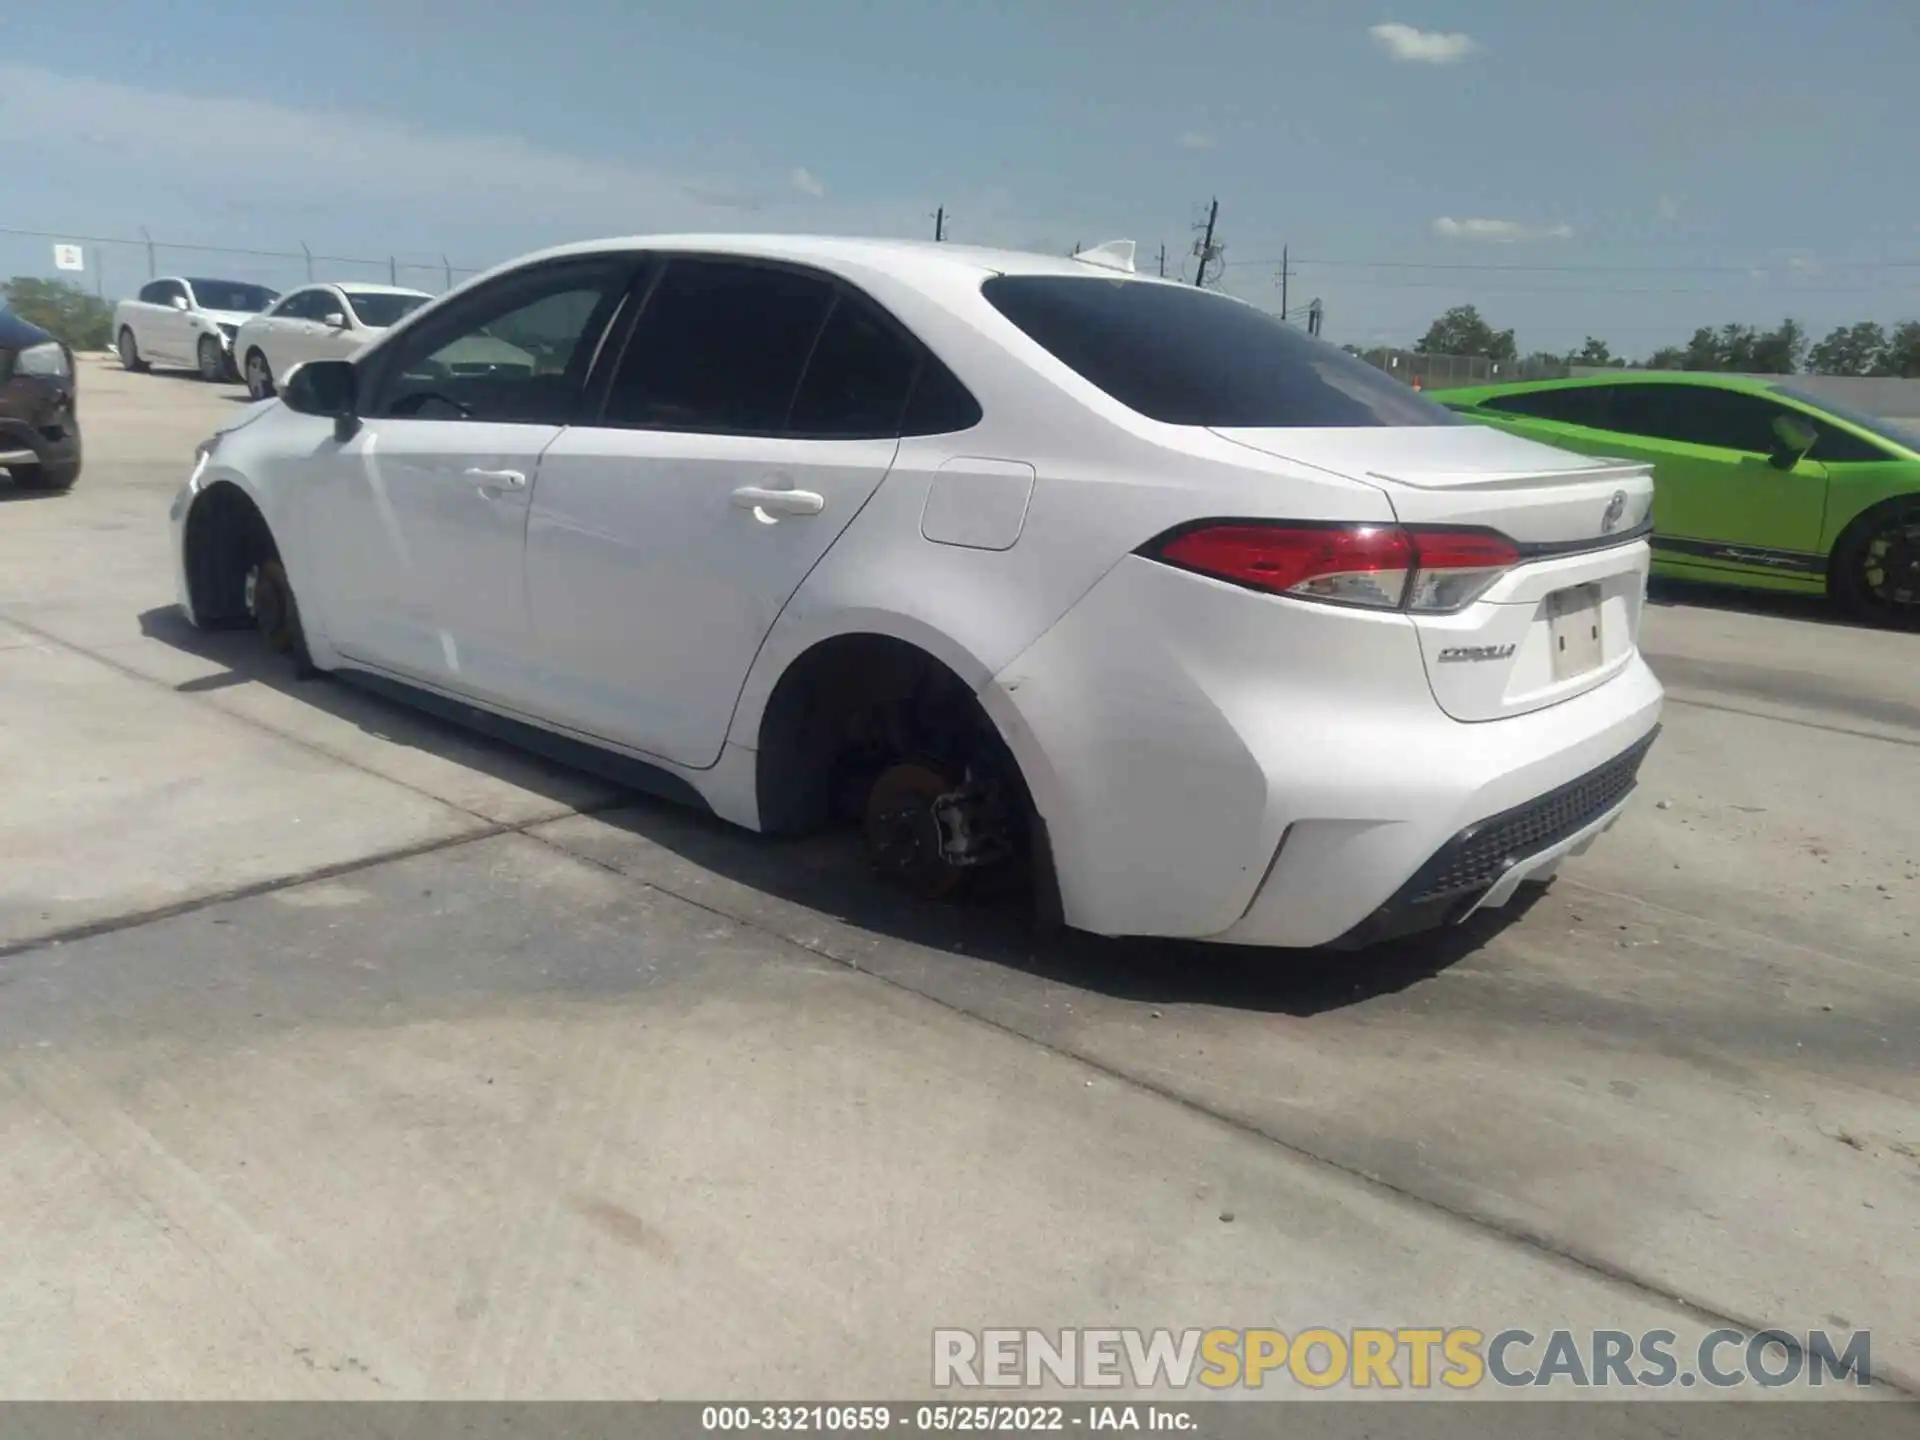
<box><xmin>170</xmin><ymin>235</ymin><xmax>1662</xmax><ymax>948</ymax></box>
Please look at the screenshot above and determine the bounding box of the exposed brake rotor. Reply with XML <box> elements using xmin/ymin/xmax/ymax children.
<box><xmin>864</xmin><ymin>761</ymin><xmax>970</xmax><ymax>900</ymax></box>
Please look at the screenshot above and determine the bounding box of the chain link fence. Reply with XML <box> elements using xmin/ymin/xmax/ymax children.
<box><xmin>1</xmin><ymin>224</ymin><xmax>487</xmax><ymax>302</ymax></box>
<box><xmin>1352</xmin><ymin>347</ymin><xmax>1570</xmax><ymax>391</ymax></box>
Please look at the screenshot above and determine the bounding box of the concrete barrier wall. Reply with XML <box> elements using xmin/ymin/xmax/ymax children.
<box><xmin>1571</xmin><ymin>368</ymin><xmax>1920</xmax><ymax>424</ymax></box>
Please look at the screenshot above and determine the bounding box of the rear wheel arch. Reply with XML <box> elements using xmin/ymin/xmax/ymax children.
<box><xmin>752</xmin><ymin>631</ymin><xmax>992</xmax><ymax>836</ymax></box>
<box><xmin>1827</xmin><ymin>491</ymin><xmax>1920</xmax><ymax>624</ymax></box>
<box><xmin>750</xmin><ymin>628</ymin><xmax>1061</xmax><ymax>924</ymax></box>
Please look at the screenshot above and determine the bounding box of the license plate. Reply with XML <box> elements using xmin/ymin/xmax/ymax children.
<box><xmin>1546</xmin><ymin>584</ymin><xmax>1604</xmax><ymax>680</ymax></box>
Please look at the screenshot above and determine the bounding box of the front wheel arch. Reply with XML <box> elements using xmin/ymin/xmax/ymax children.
<box><xmin>182</xmin><ymin>481</ymin><xmax>281</xmax><ymax>627</ymax></box>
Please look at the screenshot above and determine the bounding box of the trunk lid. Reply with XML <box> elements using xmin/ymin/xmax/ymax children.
<box><xmin>1212</xmin><ymin>425</ymin><xmax>1655</xmax><ymax>722</ymax></box>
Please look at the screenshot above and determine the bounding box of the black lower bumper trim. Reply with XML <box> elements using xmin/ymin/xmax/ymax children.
<box><xmin>0</xmin><ymin>414</ymin><xmax>80</xmax><ymax>468</ymax></box>
<box><xmin>1329</xmin><ymin>725</ymin><xmax>1660</xmax><ymax>951</ymax></box>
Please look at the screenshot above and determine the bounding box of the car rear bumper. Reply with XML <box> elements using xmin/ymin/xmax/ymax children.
<box><xmin>1322</xmin><ymin>727</ymin><xmax>1657</xmax><ymax>949</ymax></box>
<box><xmin>979</xmin><ymin>554</ymin><xmax>1664</xmax><ymax>948</ymax></box>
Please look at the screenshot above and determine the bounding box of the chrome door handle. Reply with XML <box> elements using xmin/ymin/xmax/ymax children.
<box><xmin>731</xmin><ymin>485</ymin><xmax>824</xmax><ymax>516</ymax></box>
<box><xmin>465</xmin><ymin>467</ymin><xmax>527</xmax><ymax>491</ymax></box>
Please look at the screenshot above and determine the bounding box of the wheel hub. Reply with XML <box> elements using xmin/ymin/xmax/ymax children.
<box><xmin>1864</xmin><ymin>522</ymin><xmax>1920</xmax><ymax>607</ymax></box>
<box><xmin>247</xmin><ymin>564</ymin><xmax>289</xmax><ymax>648</ymax></box>
<box><xmin>863</xmin><ymin>761</ymin><xmax>969</xmax><ymax>900</ymax></box>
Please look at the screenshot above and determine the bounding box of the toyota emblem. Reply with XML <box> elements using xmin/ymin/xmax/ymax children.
<box><xmin>1601</xmin><ymin>490</ymin><xmax>1627</xmax><ymax>534</ymax></box>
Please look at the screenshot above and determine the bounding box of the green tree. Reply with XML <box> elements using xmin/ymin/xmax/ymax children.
<box><xmin>1807</xmin><ymin>321</ymin><xmax>1888</xmax><ymax>376</ymax></box>
<box><xmin>1747</xmin><ymin>318</ymin><xmax>1806</xmax><ymax>375</ymax></box>
<box><xmin>1877</xmin><ymin>321</ymin><xmax>1920</xmax><ymax>378</ymax></box>
<box><xmin>1414</xmin><ymin>305</ymin><xmax>1516</xmax><ymax>363</ymax></box>
<box><xmin>1714</xmin><ymin>324</ymin><xmax>1760</xmax><ymax>371</ymax></box>
<box><xmin>1680</xmin><ymin>327</ymin><xmax>1724</xmax><ymax>370</ymax></box>
<box><xmin>1</xmin><ymin>276</ymin><xmax>113</xmax><ymax>351</ymax></box>
<box><xmin>1643</xmin><ymin>345</ymin><xmax>1688</xmax><ymax>370</ymax></box>
<box><xmin>1570</xmin><ymin>336</ymin><xmax>1616</xmax><ymax>367</ymax></box>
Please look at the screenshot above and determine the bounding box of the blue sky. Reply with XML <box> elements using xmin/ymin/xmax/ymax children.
<box><xmin>3</xmin><ymin>0</ymin><xmax>1917</xmax><ymax>356</ymax></box>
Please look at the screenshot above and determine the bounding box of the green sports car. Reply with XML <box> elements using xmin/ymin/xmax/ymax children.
<box><xmin>1437</xmin><ymin>373</ymin><xmax>1920</xmax><ymax>624</ymax></box>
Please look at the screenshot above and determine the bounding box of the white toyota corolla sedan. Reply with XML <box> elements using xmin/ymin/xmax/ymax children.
<box><xmin>170</xmin><ymin>234</ymin><xmax>1662</xmax><ymax>948</ymax></box>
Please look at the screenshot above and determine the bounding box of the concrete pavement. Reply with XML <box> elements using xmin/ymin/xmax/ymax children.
<box><xmin>0</xmin><ymin>360</ymin><xmax>1913</xmax><ymax>1403</ymax></box>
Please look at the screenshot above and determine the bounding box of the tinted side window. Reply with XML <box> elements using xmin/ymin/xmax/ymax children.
<box><xmin>981</xmin><ymin>275</ymin><xmax>1458</xmax><ymax>428</ymax></box>
<box><xmin>138</xmin><ymin>281</ymin><xmax>165</xmax><ymax>304</ymax></box>
<box><xmin>1606</xmin><ymin>386</ymin><xmax>1784</xmax><ymax>453</ymax></box>
<box><xmin>1480</xmin><ymin>386</ymin><xmax>1613</xmax><ymax>428</ymax></box>
<box><xmin>281</xmin><ymin>291</ymin><xmax>323</xmax><ymax>320</ymax></box>
<box><xmin>1803</xmin><ymin>418</ymin><xmax>1890</xmax><ymax>464</ymax></box>
<box><xmin>604</xmin><ymin>260</ymin><xmax>834</xmax><ymax>433</ymax></box>
<box><xmin>900</xmin><ymin>357</ymin><xmax>983</xmax><ymax>436</ymax></box>
<box><xmin>786</xmin><ymin>295</ymin><xmax>918</xmax><ymax>438</ymax></box>
<box><xmin>366</xmin><ymin>259</ymin><xmax>628</xmax><ymax>425</ymax></box>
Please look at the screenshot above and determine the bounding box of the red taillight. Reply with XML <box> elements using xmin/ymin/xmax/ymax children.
<box><xmin>1147</xmin><ymin>522</ymin><xmax>1519</xmax><ymax>613</ymax></box>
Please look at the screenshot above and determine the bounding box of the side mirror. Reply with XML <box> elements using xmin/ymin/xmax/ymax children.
<box><xmin>323</xmin><ymin>312</ymin><xmax>349</xmax><ymax>330</ymax></box>
<box><xmin>1769</xmin><ymin>414</ymin><xmax>1817</xmax><ymax>469</ymax></box>
<box><xmin>281</xmin><ymin>359</ymin><xmax>361</xmax><ymax>440</ymax></box>
<box><xmin>170</xmin><ymin>295</ymin><xmax>190</xmax><ymax>311</ymax></box>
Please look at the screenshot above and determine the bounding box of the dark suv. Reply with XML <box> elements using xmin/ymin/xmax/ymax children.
<box><xmin>1</xmin><ymin>306</ymin><xmax>81</xmax><ymax>491</ymax></box>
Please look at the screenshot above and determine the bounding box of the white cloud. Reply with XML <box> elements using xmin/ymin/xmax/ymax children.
<box><xmin>0</xmin><ymin>62</ymin><xmax>949</xmax><ymax>266</ymax></box>
<box><xmin>1369</xmin><ymin>22</ymin><xmax>1479</xmax><ymax>64</ymax></box>
<box><xmin>0</xmin><ymin>63</ymin><xmax>1153</xmax><ymax>292</ymax></box>
<box><xmin>1179</xmin><ymin>132</ymin><xmax>1216</xmax><ymax>150</ymax></box>
<box><xmin>1432</xmin><ymin>216</ymin><xmax>1574</xmax><ymax>243</ymax></box>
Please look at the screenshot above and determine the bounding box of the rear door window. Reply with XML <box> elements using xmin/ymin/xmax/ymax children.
<box><xmin>980</xmin><ymin>275</ymin><xmax>1457</xmax><ymax>428</ymax></box>
<box><xmin>604</xmin><ymin>259</ymin><xmax>835</xmax><ymax>433</ymax></box>
<box><xmin>786</xmin><ymin>294</ymin><xmax>920</xmax><ymax>438</ymax></box>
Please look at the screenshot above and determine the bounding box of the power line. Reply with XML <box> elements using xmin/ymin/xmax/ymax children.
<box><xmin>1281</xmin><ymin>278</ymin><xmax>1920</xmax><ymax>296</ymax></box>
<box><xmin>1225</xmin><ymin>254</ymin><xmax>1920</xmax><ymax>275</ymax></box>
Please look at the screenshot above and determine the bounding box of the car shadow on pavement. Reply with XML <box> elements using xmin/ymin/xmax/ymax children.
<box><xmin>135</xmin><ymin>606</ymin><xmax>612</xmax><ymax>813</ymax></box>
<box><xmin>136</xmin><ymin>604</ymin><xmax>1511</xmax><ymax>1016</ymax></box>
<box><xmin>1646</xmin><ymin>576</ymin><xmax>1882</xmax><ymax>632</ymax></box>
<box><xmin>589</xmin><ymin>796</ymin><xmax>1523</xmax><ymax>1018</ymax></box>
<box><xmin>0</xmin><ymin>481</ymin><xmax>69</xmax><ymax>503</ymax></box>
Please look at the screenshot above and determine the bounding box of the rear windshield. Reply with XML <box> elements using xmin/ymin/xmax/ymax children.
<box><xmin>980</xmin><ymin>275</ymin><xmax>1461</xmax><ymax>428</ymax></box>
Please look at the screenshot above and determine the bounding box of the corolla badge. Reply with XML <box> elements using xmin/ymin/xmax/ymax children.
<box><xmin>1601</xmin><ymin>490</ymin><xmax>1628</xmax><ymax>534</ymax></box>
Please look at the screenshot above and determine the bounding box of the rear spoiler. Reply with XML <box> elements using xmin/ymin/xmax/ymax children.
<box><xmin>1365</xmin><ymin>461</ymin><xmax>1652</xmax><ymax>493</ymax></box>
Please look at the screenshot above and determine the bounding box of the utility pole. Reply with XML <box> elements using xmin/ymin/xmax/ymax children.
<box><xmin>1157</xmin><ymin>243</ymin><xmax>1167</xmax><ymax>278</ymax></box>
<box><xmin>1279</xmin><ymin>245</ymin><xmax>1289</xmax><ymax>319</ymax></box>
<box><xmin>932</xmin><ymin>207</ymin><xmax>945</xmax><ymax>242</ymax></box>
<box><xmin>1191</xmin><ymin>198</ymin><xmax>1220</xmax><ymax>288</ymax></box>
